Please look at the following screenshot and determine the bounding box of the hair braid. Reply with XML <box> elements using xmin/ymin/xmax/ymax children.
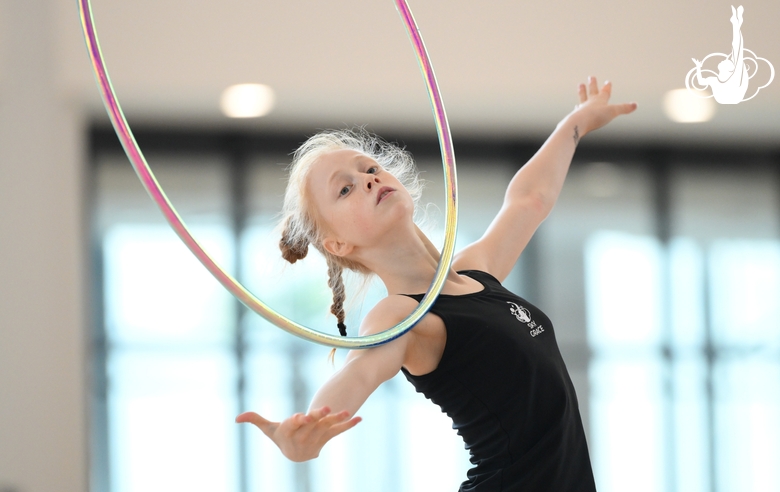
<box><xmin>327</xmin><ymin>260</ymin><xmax>347</xmax><ymax>336</ymax></box>
<box><xmin>326</xmin><ymin>260</ymin><xmax>347</xmax><ymax>365</ymax></box>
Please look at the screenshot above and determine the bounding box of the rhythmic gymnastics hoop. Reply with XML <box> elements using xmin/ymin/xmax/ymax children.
<box><xmin>78</xmin><ymin>0</ymin><xmax>458</xmax><ymax>349</ymax></box>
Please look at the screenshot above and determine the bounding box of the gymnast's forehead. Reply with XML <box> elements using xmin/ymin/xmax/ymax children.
<box><xmin>311</xmin><ymin>149</ymin><xmax>375</xmax><ymax>172</ymax></box>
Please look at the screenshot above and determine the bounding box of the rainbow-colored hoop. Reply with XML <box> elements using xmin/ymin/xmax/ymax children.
<box><xmin>78</xmin><ymin>0</ymin><xmax>458</xmax><ymax>348</ymax></box>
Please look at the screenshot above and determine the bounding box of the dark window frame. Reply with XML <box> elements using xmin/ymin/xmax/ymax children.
<box><xmin>88</xmin><ymin>124</ymin><xmax>780</xmax><ymax>492</ymax></box>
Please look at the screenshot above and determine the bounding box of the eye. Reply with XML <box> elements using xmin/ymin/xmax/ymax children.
<box><xmin>339</xmin><ymin>185</ymin><xmax>351</xmax><ymax>197</ymax></box>
<box><xmin>367</xmin><ymin>166</ymin><xmax>378</xmax><ymax>174</ymax></box>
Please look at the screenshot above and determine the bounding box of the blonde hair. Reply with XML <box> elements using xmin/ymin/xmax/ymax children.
<box><xmin>279</xmin><ymin>128</ymin><xmax>423</xmax><ymax>340</ymax></box>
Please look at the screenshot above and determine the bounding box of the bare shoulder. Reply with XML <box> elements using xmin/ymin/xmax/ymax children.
<box><xmin>358</xmin><ymin>294</ymin><xmax>423</xmax><ymax>337</ymax></box>
<box><xmin>342</xmin><ymin>295</ymin><xmax>427</xmax><ymax>386</ymax></box>
<box><xmin>360</xmin><ymin>294</ymin><xmax>446</xmax><ymax>376</ymax></box>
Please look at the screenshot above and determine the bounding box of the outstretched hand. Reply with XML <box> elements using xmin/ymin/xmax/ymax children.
<box><xmin>571</xmin><ymin>76</ymin><xmax>637</xmax><ymax>137</ymax></box>
<box><xmin>236</xmin><ymin>406</ymin><xmax>361</xmax><ymax>462</ymax></box>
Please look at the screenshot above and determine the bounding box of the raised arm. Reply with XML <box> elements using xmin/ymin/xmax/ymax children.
<box><xmin>235</xmin><ymin>295</ymin><xmax>417</xmax><ymax>462</ymax></box>
<box><xmin>453</xmin><ymin>77</ymin><xmax>636</xmax><ymax>281</ymax></box>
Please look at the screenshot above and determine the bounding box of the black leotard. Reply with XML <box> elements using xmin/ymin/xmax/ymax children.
<box><xmin>401</xmin><ymin>270</ymin><xmax>596</xmax><ymax>492</ymax></box>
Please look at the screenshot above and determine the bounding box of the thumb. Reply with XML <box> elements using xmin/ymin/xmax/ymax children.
<box><xmin>615</xmin><ymin>102</ymin><xmax>638</xmax><ymax>115</ymax></box>
<box><xmin>236</xmin><ymin>411</ymin><xmax>275</xmax><ymax>433</ymax></box>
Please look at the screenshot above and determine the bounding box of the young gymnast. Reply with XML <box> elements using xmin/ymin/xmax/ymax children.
<box><xmin>236</xmin><ymin>76</ymin><xmax>637</xmax><ymax>491</ymax></box>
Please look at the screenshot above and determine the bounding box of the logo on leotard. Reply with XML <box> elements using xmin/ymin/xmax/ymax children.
<box><xmin>507</xmin><ymin>302</ymin><xmax>531</xmax><ymax>322</ymax></box>
<box><xmin>507</xmin><ymin>302</ymin><xmax>545</xmax><ymax>337</ymax></box>
<box><xmin>686</xmin><ymin>5</ymin><xmax>774</xmax><ymax>104</ymax></box>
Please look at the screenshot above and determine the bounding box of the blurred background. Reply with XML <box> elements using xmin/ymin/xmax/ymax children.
<box><xmin>1</xmin><ymin>0</ymin><xmax>779</xmax><ymax>491</ymax></box>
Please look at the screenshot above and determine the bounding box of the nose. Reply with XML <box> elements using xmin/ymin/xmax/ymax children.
<box><xmin>365</xmin><ymin>174</ymin><xmax>379</xmax><ymax>191</ymax></box>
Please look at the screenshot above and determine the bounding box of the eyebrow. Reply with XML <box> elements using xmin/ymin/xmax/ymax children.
<box><xmin>326</xmin><ymin>154</ymin><xmax>367</xmax><ymax>189</ymax></box>
<box><xmin>327</xmin><ymin>170</ymin><xmax>346</xmax><ymax>193</ymax></box>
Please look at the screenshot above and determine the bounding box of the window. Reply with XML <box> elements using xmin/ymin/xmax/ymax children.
<box><xmin>91</xmin><ymin>129</ymin><xmax>780</xmax><ymax>492</ymax></box>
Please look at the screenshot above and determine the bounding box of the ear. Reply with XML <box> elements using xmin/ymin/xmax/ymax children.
<box><xmin>322</xmin><ymin>236</ymin><xmax>354</xmax><ymax>258</ymax></box>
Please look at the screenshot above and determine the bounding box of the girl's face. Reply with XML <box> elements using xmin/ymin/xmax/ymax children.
<box><xmin>306</xmin><ymin>149</ymin><xmax>414</xmax><ymax>258</ymax></box>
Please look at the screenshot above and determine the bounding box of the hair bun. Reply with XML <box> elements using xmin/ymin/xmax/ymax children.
<box><xmin>279</xmin><ymin>220</ymin><xmax>309</xmax><ymax>264</ymax></box>
<box><xmin>280</xmin><ymin>237</ymin><xmax>308</xmax><ymax>264</ymax></box>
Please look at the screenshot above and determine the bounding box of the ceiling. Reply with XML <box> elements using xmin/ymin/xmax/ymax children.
<box><xmin>57</xmin><ymin>0</ymin><xmax>780</xmax><ymax>145</ymax></box>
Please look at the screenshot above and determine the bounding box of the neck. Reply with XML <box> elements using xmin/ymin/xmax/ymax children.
<box><xmin>351</xmin><ymin>222</ymin><xmax>462</xmax><ymax>296</ymax></box>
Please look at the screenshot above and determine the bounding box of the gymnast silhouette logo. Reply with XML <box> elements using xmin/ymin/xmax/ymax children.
<box><xmin>507</xmin><ymin>302</ymin><xmax>531</xmax><ymax>323</ymax></box>
<box><xmin>508</xmin><ymin>302</ymin><xmax>545</xmax><ymax>337</ymax></box>
<box><xmin>685</xmin><ymin>5</ymin><xmax>774</xmax><ymax>104</ymax></box>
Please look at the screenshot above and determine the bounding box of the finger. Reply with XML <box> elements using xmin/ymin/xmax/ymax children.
<box><xmin>317</xmin><ymin>410</ymin><xmax>353</xmax><ymax>427</ymax></box>
<box><xmin>292</xmin><ymin>412</ymin><xmax>312</xmax><ymax>428</ymax></box>
<box><xmin>307</xmin><ymin>406</ymin><xmax>332</xmax><ymax>421</ymax></box>
<box><xmin>577</xmin><ymin>83</ymin><xmax>587</xmax><ymax>104</ymax></box>
<box><xmin>304</xmin><ymin>411</ymin><xmax>352</xmax><ymax>443</ymax></box>
<box><xmin>275</xmin><ymin>412</ymin><xmax>310</xmax><ymax>438</ymax></box>
<box><xmin>236</xmin><ymin>411</ymin><xmax>272</xmax><ymax>427</ymax></box>
<box><xmin>323</xmin><ymin>416</ymin><xmax>362</xmax><ymax>440</ymax></box>
<box><xmin>588</xmin><ymin>76</ymin><xmax>598</xmax><ymax>96</ymax></box>
<box><xmin>614</xmin><ymin>102</ymin><xmax>638</xmax><ymax>115</ymax></box>
<box><xmin>601</xmin><ymin>80</ymin><xmax>613</xmax><ymax>97</ymax></box>
<box><xmin>236</xmin><ymin>411</ymin><xmax>279</xmax><ymax>438</ymax></box>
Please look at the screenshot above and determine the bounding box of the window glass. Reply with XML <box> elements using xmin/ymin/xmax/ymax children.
<box><xmin>708</xmin><ymin>240</ymin><xmax>780</xmax><ymax>347</ymax></box>
<box><xmin>589</xmin><ymin>357</ymin><xmax>666</xmax><ymax>492</ymax></box>
<box><xmin>585</xmin><ymin>231</ymin><xmax>663</xmax><ymax>348</ymax></box>
<box><xmin>107</xmin><ymin>350</ymin><xmax>238</xmax><ymax>492</ymax></box>
<box><xmin>669</xmin><ymin>165</ymin><xmax>780</xmax><ymax>492</ymax></box>
<box><xmin>669</xmin><ymin>238</ymin><xmax>706</xmax><ymax>349</ymax></box>
<box><xmin>713</xmin><ymin>358</ymin><xmax>780</xmax><ymax>491</ymax></box>
<box><xmin>104</xmin><ymin>224</ymin><xmax>234</xmax><ymax>344</ymax></box>
<box><xmin>97</xmin><ymin>153</ymin><xmax>238</xmax><ymax>492</ymax></box>
<box><xmin>542</xmin><ymin>160</ymin><xmax>661</xmax><ymax>489</ymax></box>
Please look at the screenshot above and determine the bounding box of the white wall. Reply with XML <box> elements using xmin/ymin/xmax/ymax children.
<box><xmin>45</xmin><ymin>0</ymin><xmax>780</xmax><ymax>141</ymax></box>
<box><xmin>0</xmin><ymin>1</ymin><xmax>88</xmax><ymax>491</ymax></box>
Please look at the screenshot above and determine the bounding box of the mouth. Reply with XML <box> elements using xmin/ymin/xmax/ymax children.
<box><xmin>377</xmin><ymin>186</ymin><xmax>395</xmax><ymax>204</ymax></box>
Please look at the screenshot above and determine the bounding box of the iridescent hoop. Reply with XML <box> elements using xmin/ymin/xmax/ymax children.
<box><xmin>78</xmin><ymin>0</ymin><xmax>458</xmax><ymax>349</ymax></box>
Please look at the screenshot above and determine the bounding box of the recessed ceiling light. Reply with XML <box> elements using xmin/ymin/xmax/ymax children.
<box><xmin>663</xmin><ymin>88</ymin><xmax>715</xmax><ymax>123</ymax></box>
<box><xmin>220</xmin><ymin>84</ymin><xmax>275</xmax><ymax>118</ymax></box>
